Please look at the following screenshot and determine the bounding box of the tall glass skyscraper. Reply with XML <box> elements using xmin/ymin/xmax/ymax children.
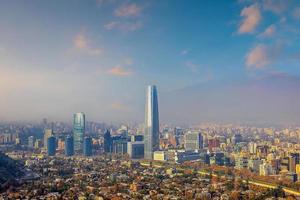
<box><xmin>83</xmin><ymin>136</ymin><xmax>92</xmax><ymax>156</ymax></box>
<box><xmin>47</xmin><ymin>136</ymin><xmax>56</xmax><ymax>156</ymax></box>
<box><xmin>65</xmin><ymin>135</ymin><xmax>74</xmax><ymax>156</ymax></box>
<box><xmin>73</xmin><ymin>112</ymin><xmax>85</xmax><ymax>152</ymax></box>
<box><xmin>103</xmin><ymin>129</ymin><xmax>112</xmax><ymax>153</ymax></box>
<box><xmin>144</xmin><ymin>85</ymin><xmax>159</xmax><ymax>159</ymax></box>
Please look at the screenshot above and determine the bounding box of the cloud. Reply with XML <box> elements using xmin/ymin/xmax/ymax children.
<box><xmin>259</xmin><ymin>24</ymin><xmax>276</xmax><ymax>37</ymax></box>
<box><xmin>185</xmin><ymin>61</ymin><xmax>199</xmax><ymax>72</ymax></box>
<box><xmin>293</xmin><ymin>7</ymin><xmax>300</xmax><ymax>20</ymax></box>
<box><xmin>104</xmin><ymin>21</ymin><xmax>142</xmax><ymax>32</ymax></box>
<box><xmin>96</xmin><ymin>0</ymin><xmax>116</xmax><ymax>7</ymax></box>
<box><xmin>238</xmin><ymin>4</ymin><xmax>261</xmax><ymax>34</ymax></box>
<box><xmin>114</xmin><ymin>3</ymin><xmax>141</xmax><ymax>17</ymax></box>
<box><xmin>262</xmin><ymin>0</ymin><xmax>291</xmax><ymax>14</ymax></box>
<box><xmin>180</xmin><ymin>49</ymin><xmax>189</xmax><ymax>55</ymax></box>
<box><xmin>72</xmin><ymin>32</ymin><xmax>103</xmax><ymax>55</ymax></box>
<box><xmin>111</xmin><ymin>102</ymin><xmax>130</xmax><ymax>112</ymax></box>
<box><xmin>107</xmin><ymin>65</ymin><xmax>133</xmax><ymax>76</ymax></box>
<box><xmin>245</xmin><ymin>44</ymin><xmax>281</xmax><ymax>69</ymax></box>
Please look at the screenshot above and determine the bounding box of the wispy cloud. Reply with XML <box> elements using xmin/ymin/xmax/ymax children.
<box><xmin>262</xmin><ymin>0</ymin><xmax>291</xmax><ymax>14</ymax></box>
<box><xmin>259</xmin><ymin>24</ymin><xmax>276</xmax><ymax>38</ymax></box>
<box><xmin>107</xmin><ymin>65</ymin><xmax>133</xmax><ymax>76</ymax></box>
<box><xmin>111</xmin><ymin>102</ymin><xmax>130</xmax><ymax>112</ymax></box>
<box><xmin>96</xmin><ymin>0</ymin><xmax>116</xmax><ymax>7</ymax></box>
<box><xmin>185</xmin><ymin>61</ymin><xmax>199</xmax><ymax>72</ymax></box>
<box><xmin>107</xmin><ymin>58</ymin><xmax>134</xmax><ymax>76</ymax></box>
<box><xmin>245</xmin><ymin>43</ymin><xmax>281</xmax><ymax>69</ymax></box>
<box><xmin>114</xmin><ymin>3</ymin><xmax>142</xmax><ymax>17</ymax></box>
<box><xmin>238</xmin><ymin>4</ymin><xmax>261</xmax><ymax>34</ymax></box>
<box><xmin>180</xmin><ymin>49</ymin><xmax>189</xmax><ymax>55</ymax></box>
<box><xmin>104</xmin><ymin>20</ymin><xmax>142</xmax><ymax>32</ymax></box>
<box><xmin>72</xmin><ymin>32</ymin><xmax>103</xmax><ymax>56</ymax></box>
<box><xmin>293</xmin><ymin>6</ymin><xmax>300</xmax><ymax>20</ymax></box>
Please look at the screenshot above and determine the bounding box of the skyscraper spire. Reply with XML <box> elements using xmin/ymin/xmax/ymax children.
<box><xmin>144</xmin><ymin>85</ymin><xmax>159</xmax><ymax>159</ymax></box>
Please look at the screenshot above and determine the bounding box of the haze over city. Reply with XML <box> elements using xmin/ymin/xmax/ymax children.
<box><xmin>3</xmin><ymin>1</ymin><xmax>300</xmax><ymax>199</ymax></box>
<box><xmin>1</xmin><ymin>0</ymin><xmax>300</xmax><ymax>125</ymax></box>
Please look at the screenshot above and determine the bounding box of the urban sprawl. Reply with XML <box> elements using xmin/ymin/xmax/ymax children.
<box><xmin>1</xmin><ymin>86</ymin><xmax>300</xmax><ymax>199</ymax></box>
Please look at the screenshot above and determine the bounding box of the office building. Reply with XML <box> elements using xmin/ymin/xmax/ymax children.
<box><xmin>184</xmin><ymin>132</ymin><xmax>203</xmax><ymax>151</ymax></box>
<box><xmin>174</xmin><ymin>150</ymin><xmax>201</xmax><ymax>163</ymax></box>
<box><xmin>231</xmin><ymin>133</ymin><xmax>242</xmax><ymax>144</ymax></box>
<box><xmin>83</xmin><ymin>136</ymin><xmax>92</xmax><ymax>156</ymax></box>
<box><xmin>127</xmin><ymin>141</ymin><xmax>144</xmax><ymax>159</ymax></box>
<box><xmin>103</xmin><ymin>129</ymin><xmax>112</xmax><ymax>153</ymax></box>
<box><xmin>248</xmin><ymin>142</ymin><xmax>257</xmax><ymax>154</ymax></box>
<box><xmin>44</xmin><ymin>129</ymin><xmax>53</xmax><ymax>149</ymax></box>
<box><xmin>248</xmin><ymin>158</ymin><xmax>262</xmax><ymax>173</ymax></box>
<box><xmin>34</xmin><ymin>139</ymin><xmax>43</xmax><ymax>149</ymax></box>
<box><xmin>65</xmin><ymin>135</ymin><xmax>74</xmax><ymax>156</ymax></box>
<box><xmin>28</xmin><ymin>136</ymin><xmax>35</xmax><ymax>148</ymax></box>
<box><xmin>47</xmin><ymin>136</ymin><xmax>56</xmax><ymax>156</ymax></box>
<box><xmin>112</xmin><ymin>139</ymin><xmax>127</xmax><ymax>154</ymax></box>
<box><xmin>131</xmin><ymin>135</ymin><xmax>143</xmax><ymax>142</ymax></box>
<box><xmin>235</xmin><ymin>157</ymin><xmax>248</xmax><ymax>169</ymax></box>
<box><xmin>144</xmin><ymin>85</ymin><xmax>159</xmax><ymax>159</ymax></box>
<box><xmin>73</xmin><ymin>112</ymin><xmax>85</xmax><ymax>152</ymax></box>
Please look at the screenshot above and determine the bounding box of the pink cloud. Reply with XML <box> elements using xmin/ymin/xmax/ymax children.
<box><xmin>262</xmin><ymin>0</ymin><xmax>291</xmax><ymax>14</ymax></box>
<box><xmin>104</xmin><ymin>21</ymin><xmax>142</xmax><ymax>32</ymax></box>
<box><xmin>259</xmin><ymin>24</ymin><xmax>276</xmax><ymax>37</ymax></box>
<box><xmin>107</xmin><ymin>66</ymin><xmax>133</xmax><ymax>76</ymax></box>
<box><xmin>293</xmin><ymin>7</ymin><xmax>300</xmax><ymax>20</ymax></box>
<box><xmin>72</xmin><ymin>32</ymin><xmax>103</xmax><ymax>55</ymax></box>
<box><xmin>238</xmin><ymin>4</ymin><xmax>261</xmax><ymax>34</ymax></box>
<box><xmin>246</xmin><ymin>44</ymin><xmax>281</xmax><ymax>69</ymax></box>
<box><xmin>114</xmin><ymin>3</ymin><xmax>141</xmax><ymax>17</ymax></box>
<box><xmin>111</xmin><ymin>102</ymin><xmax>130</xmax><ymax>111</ymax></box>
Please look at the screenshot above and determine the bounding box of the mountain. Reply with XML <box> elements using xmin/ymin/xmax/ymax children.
<box><xmin>160</xmin><ymin>73</ymin><xmax>300</xmax><ymax>125</ymax></box>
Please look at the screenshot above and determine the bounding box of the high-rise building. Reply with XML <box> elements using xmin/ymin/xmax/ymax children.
<box><xmin>127</xmin><ymin>141</ymin><xmax>144</xmax><ymax>159</ymax></box>
<box><xmin>44</xmin><ymin>129</ymin><xmax>53</xmax><ymax>149</ymax></box>
<box><xmin>47</xmin><ymin>136</ymin><xmax>56</xmax><ymax>156</ymax></box>
<box><xmin>34</xmin><ymin>139</ymin><xmax>43</xmax><ymax>149</ymax></box>
<box><xmin>83</xmin><ymin>136</ymin><xmax>92</xmax><ymax>156</ymax></box>
<box><xmin>131</xmin><ymin>135</ymin><xmax>144</xmax><ymax>142</ymax></box>
<box><xmin>73</xmin><ymin>112</ymin><xmax>85</xmax><ymax>152</ymax></box>
<box><xmin>65</xmin><ymin>135</ymin><xmax>74</xmax><ymax>156</ymax></box>
<box><xmin>28</xmin><ymin>136</ymin><xmax>35</xmax><ymax>148</ymax></box>
<box><xmin>184</xmin><ymin>132</ymin><xmax>203</xmax><ymax>151</ymax></box>
<box><xmin>248</xmin><ymin>142</ymin><xmax>257</xmax><ymax>154</ymax></box>
<box><xmin>103</xmin><ymin>129</ymin><xmax>112</xmax><ymax>153</ymax></box>
<box><xmin>112</xmin><ymin>138</ymin><xmax>128</xmax><ymax>154</ymax></box>
<box><xmin>144</xmin><ymin>85</ymin><xmax>159</xmax><ymax>159</ymax></box>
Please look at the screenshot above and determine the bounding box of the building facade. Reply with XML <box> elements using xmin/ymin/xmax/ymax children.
<box><xmin>144</xmin><ymin>85</ymin><xmax>159</xmax><ymax>159</ymax></box>
<box><xmin>73</xmin><ymin>112</ymin><xmax>85</xmax><ymax>152</ymax></box>
<box><xmin>44</xmin><ymin>129</ymin><xmax>53</xmax><ymax>150</ymax></box>
<box><xmin>65</xmin><ymin>135</ymin><xmax>74</xmax><ymax>156</ymax></box>
<box><xmin>47</xmin><ymin>136</ymin><xmax>56</xmax><ymax>156</ymax></box>
<box><xmin>83</xmin><ymin>136</ymin><xmax>92</xmax><ymax>156</ymax></box>
<box><xmin>184</xmin><ymin>132</ymin><xmax>203</xmax><ymax>151</ymax></box>
<box><xmin>103</xmin><ymin>129</ymin><xmax>112</xmax><ymax>153</ymax></box>
<box><xmin>127</xmin><ymin>141</ymin><xmax>144</xmax><ymax>159</ymax></box>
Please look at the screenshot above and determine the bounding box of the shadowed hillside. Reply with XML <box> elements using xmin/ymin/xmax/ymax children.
<box><xmin>0</xmin><ymin>152</ymin><xmax>24</xmax><ymax>191</ymax></box>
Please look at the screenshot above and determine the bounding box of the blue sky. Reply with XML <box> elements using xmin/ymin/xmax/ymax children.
<box><xmin>0</xmin><ymin>0</ymin><xmax>300</xmax><ymax>124</ymax></box>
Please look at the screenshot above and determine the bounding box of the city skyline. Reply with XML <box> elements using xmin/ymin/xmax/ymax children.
<box><xmin>0</xmin><ymin>0</ymin><xmax>300</xmax><ymax>125</ymax></box>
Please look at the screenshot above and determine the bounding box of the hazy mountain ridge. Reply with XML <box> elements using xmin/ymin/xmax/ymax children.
<box><xmin>160</xmin><ymin>73</ymin><xmax>300</xmax><ymax>125</ymax></box>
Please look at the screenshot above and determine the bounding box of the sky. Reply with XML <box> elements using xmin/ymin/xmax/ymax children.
<box><xmin>0</xmin><ymin>0</ymin><xmax>300</xmax><ymax>125</ymax></box>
